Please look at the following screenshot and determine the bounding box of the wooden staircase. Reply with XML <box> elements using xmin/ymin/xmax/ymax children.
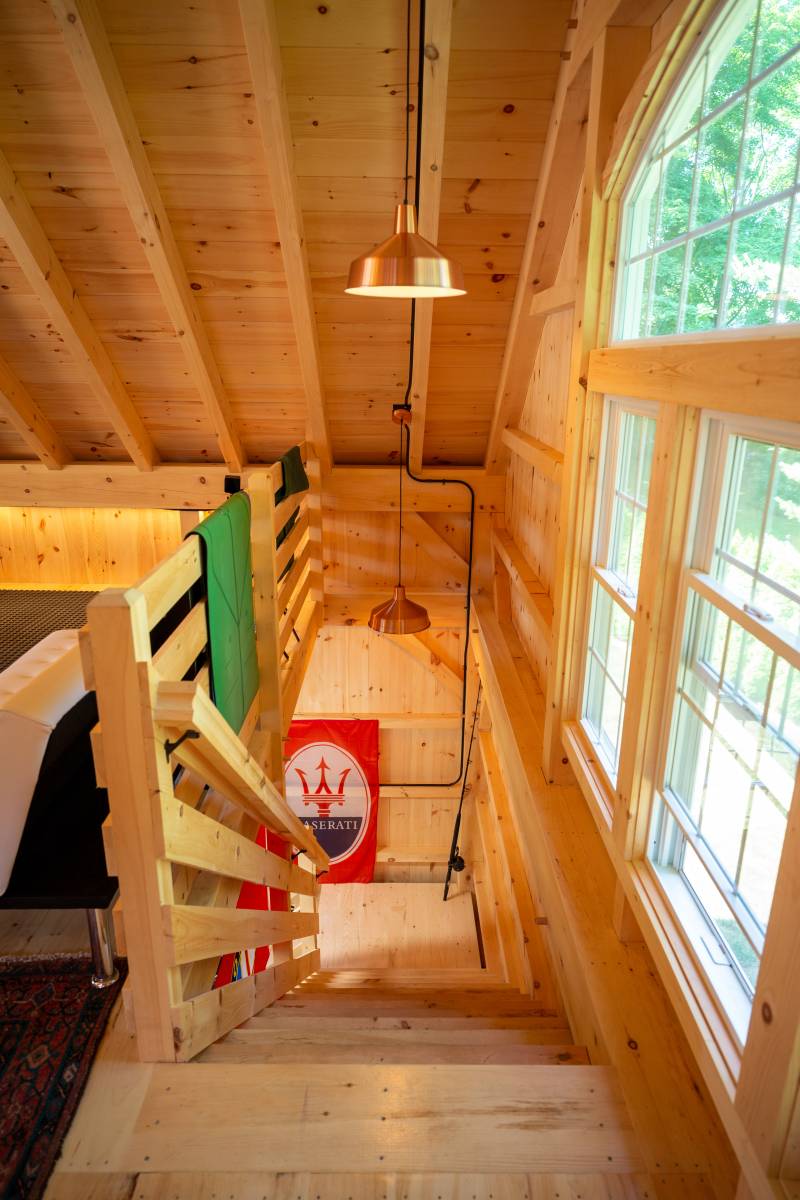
<box><xmin>97</xmin><ymin>965</ymin><xmax>655</xmax><ymax>1194</ymax></box>
<box><xmin>198</xmin><ymin>969</ymin><xmax>590</xmax><ymax>1066</ymax></box>
<box><xmin>58</xmin><ymin>964</ymin><xmax>724</xmax><ymax>1197</ymax></box>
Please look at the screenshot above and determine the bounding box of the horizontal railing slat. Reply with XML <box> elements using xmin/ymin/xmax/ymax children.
<box><xmin>275</xmin><ymin>510</ymin><xmax>309</xmax><ymax>580</ymax></box>
<box><xmin>276</xmin><ymin>538</ymin><xmax>311</xmax><ymax>614</ymax></box>
<box><xmin>155</xmin><ymin>680</ymin><xmax>329</xmax><ymax>868</ymax></box>
<box><xmin>273</xmin><ymin>491</ymin><xmax>306</xmax><ymax>539</ymax></box>
<box><xmin>163</xmin><ymin>903</ymin><xmax>318</xmax><ymax>966</ymax></box>
<box><xmin>153</xmin><ymin>600</ymin><xmax>207</xmax><ymax>681</ymax></box>
<box><xmin>279</xmin><ymin>564</ymin><xmax>313</xmax><ymax>654</ymax></box>
<box><xmin>161</xmin><ymin>794</ymin><xmax>316</xmax><ymax>895</ymax></box>
<box><xmin>281</xmin><ymin>600</ymin><xmax>323</xmax><ymax>734</ymax></box>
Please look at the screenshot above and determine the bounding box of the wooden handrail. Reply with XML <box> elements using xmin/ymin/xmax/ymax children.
<box><xmin>155</xmin><ymin>679</ymin><xmax>329</xmax><ymax>869</ymax></box>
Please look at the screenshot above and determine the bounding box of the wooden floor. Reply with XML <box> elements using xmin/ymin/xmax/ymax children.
<box><xmin>45</xmin><ymin>1171</ymin><xmax>719</xmax><ymax>1199</ymax></box>
<box><xmin>318</xmin><ymin>882</ymin><xmax>481</xmax><ymax>970</ymax></box>
<box><xmin>0</xmin><ymin>907</ymin><xmax>88</xmax><ymax>956</ymax></box>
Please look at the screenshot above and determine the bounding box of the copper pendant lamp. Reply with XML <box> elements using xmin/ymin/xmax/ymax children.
<box><xmin>346</xmin><ymin>0</ymin><xmax>464</xmax><ymax>300</ymax></box>
<box><xmin>369</xmin><ymin>409</ymin><xmax>430</xmax><ymax>635</ymax></box>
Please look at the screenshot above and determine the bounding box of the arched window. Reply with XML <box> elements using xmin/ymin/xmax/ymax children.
<box><xmin>614</xmin><ymin>0</ymin><xmax>800</xmax><ymax>340</ymax></box>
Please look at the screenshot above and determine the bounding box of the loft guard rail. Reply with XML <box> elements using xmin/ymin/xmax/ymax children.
<box><xmin>82</xmin><ymin>445</ymin><xmax>327</xmax><ymax>1062</ymax></box>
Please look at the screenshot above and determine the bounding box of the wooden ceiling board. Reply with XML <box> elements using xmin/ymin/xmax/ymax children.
<box><xmin>0</xmin><ymin>0</ymin><xmax>570</xmax><ymax>469</ymax></box>
<box><xmin>0</xmin><ymin>430</ymin><xmax>31</xmax><ymax>461</ymax></box>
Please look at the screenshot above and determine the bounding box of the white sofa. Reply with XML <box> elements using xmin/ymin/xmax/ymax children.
<box><xmin>0</xmin><ymin>629</ymin><xmax>85</xmax><ymax>895</ymax></box>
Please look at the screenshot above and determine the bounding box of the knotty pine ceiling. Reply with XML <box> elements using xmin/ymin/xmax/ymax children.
<box><xmin>0</xmin><ymin>0</ymin><xmax>572</xmax><ymax>468</ymax></box>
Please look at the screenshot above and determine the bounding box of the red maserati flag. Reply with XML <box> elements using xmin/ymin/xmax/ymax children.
<box><xmin>212</xmin><ymin>828</ymin><xmax>289</xmax><ymax>989</ymax></box>
<box><xmin>284</xmin><ymin>719</ymin><xmax>379</xmax><ymax>884</ymax></box>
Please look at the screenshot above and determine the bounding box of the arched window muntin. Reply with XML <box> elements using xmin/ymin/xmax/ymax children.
<box><xmin>613</xmin><ymin>0</ymin><xmax>800</xmax><ymax>342</ymax></box>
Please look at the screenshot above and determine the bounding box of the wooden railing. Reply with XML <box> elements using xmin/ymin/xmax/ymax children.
<box><xmin>83</xmin><ymin>452</ymin><xmax>327</xmax><ymax>1062</ymax></box>
<box><xmin>249</xmin><ymin>448</ymin><xmax>324</xmax><ymax>779</ymax></box>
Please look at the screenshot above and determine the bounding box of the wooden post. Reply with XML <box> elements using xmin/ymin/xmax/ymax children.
<box><xmin>87</xmin><ymin>588</ymin><xmax>181</xmax><ymax>1062</ymax></box>
<box><xmin>249</xmin><ymin>470</ymin><xmax>284</xmax><ymax>784</ymax></box>
<box><xmin>735</xmin><ymin>769</ymin><xmax>800</xmax><ymax>1181</ymax></box>
<box><xmin>613</xmin><ymin>403</ymin><xmax>701</xmax><ymax>860</ymax></box>
<box><xmin>543</xmin><ymin>25</ymin><xmax>651</xmax><ymax>784</ymax></box>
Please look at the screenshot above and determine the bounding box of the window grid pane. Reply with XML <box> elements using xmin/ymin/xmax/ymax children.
<box><xmin>582</xmin><ymin>579</ymin><xmax>634</xmax><ymax>779</ymax></box>
<box><xmin>714</xmin><ymin>435</ymin><xmax>800</xmax><ymax>635</ymax></box>
<box><xmin>615</xmin><ymin>0</ymin><xmax>800</xmax><ymax>341</ymax></box>
<box><xmin>606</xmin><ymin>411</ymin><xmax>657</xmax><ymax>596</ymax></box>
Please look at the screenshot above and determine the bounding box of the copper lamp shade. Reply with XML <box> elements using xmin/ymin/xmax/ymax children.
<box><xmin>368</xmin><ymin>585</ymin><xmax>431</xmax><ymax>634</ymax></box>
<box><xmin>346</xmin><ymin>204</ymin><xmax>465</xmax><ymax>299</ymax></box>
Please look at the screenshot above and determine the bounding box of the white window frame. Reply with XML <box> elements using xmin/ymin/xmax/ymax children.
<box><xmin>579</xmin><ymin>397</ymin><xmax>658</xmax><ymax>787</ymax></box>
<box><xmin>646</xmin><ymin>409</ymin><xmax>800</xmax><ymax>1044</ymax></box>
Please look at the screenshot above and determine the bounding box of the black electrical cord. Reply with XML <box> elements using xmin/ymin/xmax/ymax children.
<box><xmin>384</xmin><ymin>0</ymin><xmax>475</xmax><ymax>790</ymax></box>
<box><xmin>383</xmin><ymin>420</ymin><xmax>475</xmax><ymax>789</ymax></box>
<box><xmin>402</xmin><ymin>0</ymin><xmax>426</xmax><ymax>410</ymax></box>
<box><xmin>443</xmin><ymin>680</ymin><xmax>482</xmax><ymax>901</ymax></box>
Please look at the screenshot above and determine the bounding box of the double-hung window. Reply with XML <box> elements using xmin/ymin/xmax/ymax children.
<box><xmin>648</xmin><ymin>417</ymin><xmax>800</xmax><ymax>1041</ymax></box>
<box><xmin>581</xmin><ymin>400</ymin><xmax>657</xmax><ymax>784</ymax></box>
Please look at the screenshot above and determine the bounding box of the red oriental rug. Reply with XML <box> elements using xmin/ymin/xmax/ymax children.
<box><xmin>0</xmin><ymin>955</ymin><xmax>126</xmax><ymax>1200</ymax></box>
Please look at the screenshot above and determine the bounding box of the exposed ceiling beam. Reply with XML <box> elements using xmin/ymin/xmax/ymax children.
<box><xmin>483</xmin><ymin>9</ymin><xmax>590</xmax><ymax>475</ymax></box>
<box><xmin>0</xmin><ymin>462</ymin><xmax>504</xmax><ymax>514</ymax></box>
<box><xmin>0</xmin><ymin>353</ymin><xmax>71</xmax><ymax>469</ymax></box>
<box><xmin>0</xmin><ymin>151</ymin><xmax>156</xmax><ymax>471</ymax></box>
<box><xmin>239</xmin><ymin>0</ymin><xmax>332</xmax><ymax>475</ymax></box>
<box><xmin>408</xmin><ymin>0</ymin><xmax>453</xmax><ymax>474</ymax></box>
<box><xmin>321</xmin><ymin>466</ymin><xmax>504</xmax><ymax>513</ymax></box>
<box><xmin>0</xmin><ymin>462</ymin><xmax>230</xmax><ymax>508</ymax></box>
<box><xmin>50</xmin><ymin>0</ymin><xmax>245</xmax><ymax>474</ymax></box>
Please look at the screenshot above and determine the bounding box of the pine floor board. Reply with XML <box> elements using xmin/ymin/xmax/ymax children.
<box><xmin>45</xmin><ymin>1173</ymin><xmax>719</xmax><ymax>1200</ymax></box>
<box><xmin>66</xmin><ymin>1063</ymin><xmax>642</xmax><ymax>1175</ymax></box>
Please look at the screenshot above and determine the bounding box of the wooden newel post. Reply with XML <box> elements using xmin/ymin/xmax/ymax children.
<box><xmin>87</xmin><ymin>587</ymin><xmax>181</xmax><ymax>1062</ymax></box>
<box><xmin>249</xmin><ymin>469</ymin><xmax>284</xmax><ymax>786</ymax></box>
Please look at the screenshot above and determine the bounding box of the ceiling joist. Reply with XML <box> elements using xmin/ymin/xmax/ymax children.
<box><xmin>239</xmin><ymin>0</ymin><xmax>332</xmax><ymax>476</ymax></box>
<box><xmin>0</xmin><ymin>353</ymin><xmax>71</xmax><ymax>470</ymax></box>
<box><xmin>407</xmin><ymin>0</ymin><xmax>453</xmax><ymax>474</ymax></box>
<box><xmin>50</xmin><ymin>0</ymin><xmax>245</xmax><ymax>474</ymax></box>
<box><xmin>0</xmin><ymin>150</ymin><xmax>157</xmax><ymax>471</ymax></box>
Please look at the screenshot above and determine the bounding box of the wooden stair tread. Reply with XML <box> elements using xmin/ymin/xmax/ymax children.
<box><xmin>117</xmin><ymin>1064</ymin><xmax>642</xmax><ymax>1174</ymax></box>
<box><xmin>276</xmin><ymin>990</ymin><xmax>555</xmax><ymax>1016</ymax></box>
<box><xmin>43</xmin><ymin>1172</ymin><xmax>720</xmax><ymax>1199</ymax></box>
<box><xmin>198</xmin><ymin>1038</ymin><xmax>590</xmax><ymax>1065</ymax></box>
<box><xmin>243</xmin><ymin>1013</ymin><xmax>571</xmax><ymax>1031</ymax></box>
<box><xmin>300</xmin><ymin>969</ymin><xmax>511</xmax><ymax>990</ymax></box>
<box><xmin>226</xmin><ymin>1024</ymin><xmax>574</xmax><ymax>1044</ymax></box>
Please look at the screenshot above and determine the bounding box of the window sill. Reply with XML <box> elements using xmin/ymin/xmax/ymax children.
<box><xmin>563</xmin><ymin>721</ymin><xmax>614</xmax><ymax>829</ymax></box>
<box><xmin>562</xmin><ymin>720</ymin><xmax>743</xmax><ymax>1101</ymax></box>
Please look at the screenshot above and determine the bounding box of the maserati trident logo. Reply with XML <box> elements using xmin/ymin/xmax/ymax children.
<box><xmin>285</xmin><ymin>741</ymin><xmax>372</xmax><ymax>865</ymax></box>
<box><xmin>294</xmin><ymin>755</ymin><xmax>351</xmax><ymax>818</ymax></box>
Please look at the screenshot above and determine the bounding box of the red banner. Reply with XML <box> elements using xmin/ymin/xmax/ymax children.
<box><xmin>284</xmin><ymin>719</ymin><xmax>379</xmax><ymax>884</ymax></box>
<box><xmin>212</xmin><ymin>828</ymin><xmax>288</xmax><ymax>989</ymax></box>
